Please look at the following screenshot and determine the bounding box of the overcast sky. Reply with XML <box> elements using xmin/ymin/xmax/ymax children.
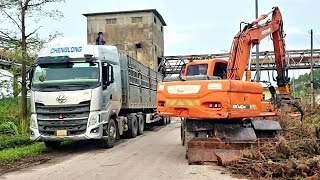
<box><xmin>35</xmin><ymin>0</ymin><xmax>318</xmax><ymax>82</ymax></box>
<box><xmin>40</xmin><ymin>0</ymin><xmax>318</xmax><ymax>53</ymax></box>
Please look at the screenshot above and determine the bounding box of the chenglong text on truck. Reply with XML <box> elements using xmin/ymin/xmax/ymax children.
<box><xmin>27</xmin><ymin>44</ymin><xmax>171</xmax><ymax>149</ymax></box>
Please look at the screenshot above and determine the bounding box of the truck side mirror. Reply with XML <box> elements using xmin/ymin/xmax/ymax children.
<box><xmin>108</xmin><ymin>64</ymin><xmax>114</xmax><ymax>85</ymax></box>
<box><xmin>26</xmin><ymin>68</ymin><xmax>34</xmax><ymax>89</ymax></box>
<box><xmin>102</xmin><ymin>64</ymin><xmax>114</xmax><ymax>89</ymax></box>
<box><xmin>27</xmin><ymin>68</ymin><xmax>34</xmax><ymax>81</ymax></box>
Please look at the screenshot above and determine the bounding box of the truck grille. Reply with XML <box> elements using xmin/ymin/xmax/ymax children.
<box><xmin>36</xmin><ymin>101</ymin><xmax>90</xmax><ymax>136</ymax></box>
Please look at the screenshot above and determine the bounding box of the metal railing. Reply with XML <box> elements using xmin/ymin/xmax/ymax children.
<box><xmin>159</xmin><ymin>49</ymin><xmax>320</xmax><ymax>76</ymax></box>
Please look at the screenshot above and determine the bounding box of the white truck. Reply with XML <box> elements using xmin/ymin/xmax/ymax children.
<box><xmin>28</xmin><ymin>44</ymin><xmax>170</xmax><ymax>149</ymax></box>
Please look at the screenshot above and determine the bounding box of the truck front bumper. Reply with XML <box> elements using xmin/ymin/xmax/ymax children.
<box><xmin>30</xmin><ymin>124</ymin><xmax>104</xmax><ymax>141</ymax></box>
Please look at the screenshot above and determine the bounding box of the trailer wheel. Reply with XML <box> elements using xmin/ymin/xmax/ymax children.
<box><xmin>126</xmin><ymin>113</ymin><xmax>138</xmax><ymax>138</ymax></box>
<box><xmin>137</xmin><ymin>114</ymin><xmax>144</xmax><ymax>135</ymax></box>
<box><xmin>101</xmin><ymin>118</ymin><xmax>117</xmax><ymax>148</ymax></box>
<box><xmin>44</xmin><ymin>141</ymin><xmax>61</xmax><ymax>150</ymax></box>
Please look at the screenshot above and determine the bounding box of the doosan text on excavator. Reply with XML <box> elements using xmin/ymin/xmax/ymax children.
<box><xmin>156</xmin><ymin>6</ymin><xmax>305</xmax><ymax>165</ymax></box>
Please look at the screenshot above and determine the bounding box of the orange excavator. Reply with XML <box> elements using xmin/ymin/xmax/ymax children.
<box><xmin>157</xmin><ymin>7</ymin><xmax>304</xmax><ymax>165</ymax></box>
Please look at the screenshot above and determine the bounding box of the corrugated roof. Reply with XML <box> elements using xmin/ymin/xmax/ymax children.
<box><xmin>83</xmin><ymin>9</ymin><xmax>167</xmax><ymax>26</ymax></box>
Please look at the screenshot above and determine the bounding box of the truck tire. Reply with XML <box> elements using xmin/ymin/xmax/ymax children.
<box><xmin>160</xmin><ymin>116</ymin><xmax>167</xmax><ymax>125</ymax></box>
<box><xmin>44</xmin><ymin>141</ymin><xmax>61</xmax><ymax>150</ymax></box>
<box><xmin>101</xmin><ymin>118</ymin><xmax>117</xmax><ymax>148</ymax></box>
<box><xmin>126</xmin><ymin>113</ymin><xmax>138</xmax><ymax>138</ymax></box>
<box><xmin>137</xmin><ymin>114</ymin><xmax>144</xmax><ymax>135</ymax></box>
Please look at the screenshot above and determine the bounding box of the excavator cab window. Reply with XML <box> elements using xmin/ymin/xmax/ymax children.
<box><xmin>213</xmin><ymin>62</ymin><xmax>227</xmax><ymax>79</ymax></box>
<box><xmin>186</xmin><ymin>64</ymin><xmax>208</xmax><ymax>76</ymax></box>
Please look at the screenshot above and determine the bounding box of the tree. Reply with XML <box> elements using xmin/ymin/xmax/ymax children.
<box><xmin>291</xmin><ymin>69</ymin><xmax>320</xmax><ymax>98</ymax></box>
<box><xmin>0</xmin><ymin>0</ymin><xmax>64</xmax><ymax>133</ymax></box>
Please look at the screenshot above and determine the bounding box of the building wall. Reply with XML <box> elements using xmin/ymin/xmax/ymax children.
<box><xmin>86</xmin><ymin>11</ymin><xmax>164</xmax><ymax>71</ymax></box>
<box><xmin>262</xmin><ymin>88</ymin><xmax>279</xmax><ymax>100</ymax></box>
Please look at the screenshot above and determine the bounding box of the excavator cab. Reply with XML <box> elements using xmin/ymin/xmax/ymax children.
<box><xmin>182</xmin><ymin>59</ymin><xmax>228</xmax><ymax>79</ymax></box>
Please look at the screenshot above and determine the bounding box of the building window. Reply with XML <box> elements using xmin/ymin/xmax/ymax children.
<box><xmin>106</xmin><ymin>18</ymin><xmax>117</xmax><ymax>24</ymax></box>
<box><xmin>154</xmin><ymin>17</ymin><xmax>157</xmax><ymax>24</ymax></box>
<box><xmin>132</xmin><ymin>17</ymin><xmax>143</xmax><ymax>23</ymax></box>
<box><xmin>161</xmin><ymin>26</ymin><xmax>163</xmax><ymax>32</ymax></box>
<box><xmin>155</xmin><ymin>45</ymin><xmax>157</xmax><ymax>52</ymax></box>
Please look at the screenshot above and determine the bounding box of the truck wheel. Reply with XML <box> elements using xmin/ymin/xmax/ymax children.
<box><xmin>101</xmin><ymin>118</ymin><xmax>117</xmax><ymax>148</ymax></box>
<box><xmin>160</xmin><ymin>116</ymin><xmax>167</xmax><ymax>125</ymax></box>
<box><xmin>137</xmin><ymin>115</ymin><xmax>144</xmax><ymax>135</ymax></box>
<box><xmin>168</xmin><ymin>117</ymin><xmax>171</xmax><ymax>124</ymax></box>
<box><xmin>44</xmin><ymin>141</ymin><xmax>61</xmax><ymax>150</ymax></box>
<box><xmin>126</xmin><ymin>113</ymin><xmax>138</xmax><ymax>138</ymax></box>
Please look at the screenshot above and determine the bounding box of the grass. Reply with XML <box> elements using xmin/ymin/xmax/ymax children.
<box><xmin>0</xmin><ymin>143</ymin><xmax>47</xmax><ymax>164</ymax></box>
<box><xmin>0</xmin><ymin>97</ymin><xmax>40</xmax><ymax>164</ymax></box>
<box><xmin>0</xmin><ymin>98</ymin><xmax>21</xmax><ymax>124</ymax></box>
<box><xmin>0</xmin><ymin>135</ymin><xmax>31</xmax><ymax>151</ymax></box>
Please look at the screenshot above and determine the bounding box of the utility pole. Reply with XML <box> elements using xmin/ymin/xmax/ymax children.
<box><xmin>255</xmin><ymin>0</ymin><xmax>261</xmax><ymax>82</ymax></box>
<box><xmin>310</xmin><ymin>29</ymin><xmax>315</xmax><ymax>107</ymax></box>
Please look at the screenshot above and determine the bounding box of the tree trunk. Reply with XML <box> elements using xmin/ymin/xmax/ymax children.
<box><xmin>21</xmin><ymin>5</ymin><xmax>27</xmax><ymax>134</ymax></box>
<box><xmin>12</xmin><ymin>67</ymin><xmax>19</xmax><ymax>97</ymax></box>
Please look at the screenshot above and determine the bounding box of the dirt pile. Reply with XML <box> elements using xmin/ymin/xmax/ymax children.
<box><xmin>227</xmin><ymin>105</ymin><xmax>320</xmax><ymax>179</ymax></box>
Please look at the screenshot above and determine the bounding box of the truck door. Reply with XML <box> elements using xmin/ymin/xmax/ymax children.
<box><xmin>101</xmin><ymin>63</ymin><xmax>115</xmax><ymax>121</ymax></box>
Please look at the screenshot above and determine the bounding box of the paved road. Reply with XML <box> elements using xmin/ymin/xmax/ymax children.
<box><xmin>1</xmin><ymin>120</ymin><xmax>244</xmax><ymax>180</ymax></box>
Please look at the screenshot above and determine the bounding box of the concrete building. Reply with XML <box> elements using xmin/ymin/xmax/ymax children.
<box><xmin>83</xmin><ymin>9</ymin><xmax>166</xmax><ymax>71</ymax></box>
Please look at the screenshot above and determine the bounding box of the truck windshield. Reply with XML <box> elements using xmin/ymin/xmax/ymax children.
<box><xmin>186</xmin><ymin>64</ymin><xmax>208</xmax><ymax>76</ymax></box>
<box><xmin>31</xmin><ymin>62</ymin><xmax>100</xmax><ymax>91</ymax></box>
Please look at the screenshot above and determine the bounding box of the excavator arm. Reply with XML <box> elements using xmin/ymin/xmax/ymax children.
<box><xmin>227</xmin><ymin>7</ymin><xmax>304</xmax><ymax>121</ymax></box>
<box><xmin>227</xmin><ymin>7</ymin><xmax>290</xmax><ymax>95</ymax></box>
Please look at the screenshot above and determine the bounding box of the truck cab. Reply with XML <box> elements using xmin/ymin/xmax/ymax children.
<box><xmin>29</xmin><ymin>44</ymin><xmax>166</xmax><ymax>149</ymax></box>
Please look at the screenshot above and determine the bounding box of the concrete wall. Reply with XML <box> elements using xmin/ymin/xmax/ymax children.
<box><xmin>86</xmin><ymin>11</ymin><xmax>164</xmax><ymax>71</ymax></box>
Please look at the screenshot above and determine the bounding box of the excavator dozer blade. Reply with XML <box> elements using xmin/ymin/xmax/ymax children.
<box><xmin>187</xmin><ymin>138</ymin><xmax>220</xmax><ymax>165</ymax></box>
<box><xmin>187</xmin><ymin>138</ymin><xmax>250</xmax><ymax>165</ymax></box>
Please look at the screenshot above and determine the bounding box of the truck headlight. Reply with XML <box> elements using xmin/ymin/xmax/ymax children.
<box><xmin>158</xmin><ymin>85</ymin><xmax>164</xmax><ymax>91</ymax></box>
<box><xmin>30</xmin><ymin>115</ymin><xmax>37</xmax><ymax>129</ymax></box>
<box><xmin>88</xmin><ymin>113</ymin><xmax>100</xmax><ymax>127</ymax></box>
